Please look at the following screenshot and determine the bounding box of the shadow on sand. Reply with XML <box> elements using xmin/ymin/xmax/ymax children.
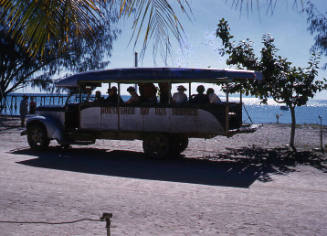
<box><xmin>12</xmin><ymin>146</ymin><xmax>326</xmax><ymax>188</ymax></box>
<box><xmin>0</xmin><ymin>116</ymin><xmax>20</xmax><ymax>132</ymax></box>
<box><xmin>210</xmin><ymin>146</ymin><xmax>327</xmax><ymax>182</ymax></box>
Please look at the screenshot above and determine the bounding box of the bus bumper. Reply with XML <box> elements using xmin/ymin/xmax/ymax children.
<box><xmin>227</xmin><ymin>124</ymin><xmax>262</xmax><ymax>137</ymax></box>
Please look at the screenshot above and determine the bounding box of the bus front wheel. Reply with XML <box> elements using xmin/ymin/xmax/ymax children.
<box><xmin>27</xmin><ymin>124</ymin><xmax>50</xmax><ymax>150</ymax></box>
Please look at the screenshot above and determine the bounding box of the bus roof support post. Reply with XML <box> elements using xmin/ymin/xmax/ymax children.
<box><xmin>225</xmin><ymin>84</ymin><xmax>230</xmax><ymax>137</ymax></box>
<box><xmin>117</xmin><ymin>83</ymin><xmax>121</xmax><ymax>131</ymax></box>
<box><xmin>134</xmin><ymin>52</ymin><xmax>138</xmax><ymax>91</ymax></box>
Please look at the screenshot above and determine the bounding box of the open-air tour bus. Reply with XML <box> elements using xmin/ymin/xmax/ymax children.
<box><xmin>23</xmin><ymin>67</ymin><xmax>262</xmax><ymax>158</ymax></box>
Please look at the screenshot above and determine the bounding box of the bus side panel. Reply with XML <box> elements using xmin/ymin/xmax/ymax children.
<box><xmin>169</xmin><ymin>108</ymin><xmax>224</xmax><ymax>134</ymax></box>
<box><xmin>118</xmin><ymin>107</ymin><xmax>224</xmax><ymax>135</ymax></box>
<box><xmin>169</xmin><ymin>108</ymin><xmax>198</xmax><ymax>133</ymax></box>
<box><xmin>119</xmin><ymin>107</ymin><xmax>143</xmax><ymax>131</ymax></box>
<box><xmin>80</xmin><ymin>107</ymin><xmax>102</xmax><ymax>129</ymax></box>
<box><xmin>229</xmin><ymin>103</ymin><xmax>242</xmax><ymax>130</ymax></box>
<box><xmin>141</xmin><ymin>107</ymin><xmax>171</xmax><ymax>132</ymax></box>
<box><xmin>81</xmin><ymin>106</ymin><xmax>224</xmax><ymax>135</ymax></box>
<box><xmin>117</xmin><ymin>107</ymin><xmax>170</xmax><ymax>133</ymax></box>
<box><xmin>100</xmin><ymin>107</ymin><xmax>118</xmax><ymax>130</ymax></box>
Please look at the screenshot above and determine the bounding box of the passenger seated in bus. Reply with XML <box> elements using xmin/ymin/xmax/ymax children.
<box><xmin>172</xmin><ymin>85</ymin><xmax>187</xmax><ymax>104</ymax></box>
<box><xmin>189</xmin><ymin>85</ymin><xmax>209</xmax><ymax>104</ymax></box>
<box><xmin>158</xmin><ymin>82</ymin><xmax>171</xmax><ymax>105</ymax></box>
<box><xmin>94</xmin><ymin>91</ymin><xmax>104</xmax><ymax>102</ymax></box>
<box><xmin>83</xmin><ymin>89</ymin><xmax>92</xmax><ymax>103</ymax></box>
<box><xmin>138</xmin><ymin>83</ymin><xmax>157</xmax><ymax>104</ymax></box>
<box><xmin>125</xmin><ymin>86</ymin><xmax>140</xmax><ymax>105</ymax></box>
<box><xmin>106</xmin><ymin>86</ymin><xmax>124</xmax><ymax>105</ymax></box>
<box><xmin>206</xmin><ymin>88</ymin><xmax>221</xmax><ymax>104</ymax></box>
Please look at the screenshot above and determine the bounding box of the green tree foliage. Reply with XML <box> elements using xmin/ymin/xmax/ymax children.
<box><xmin>0</xmin><ymin>0</ymin><xmax>190</xmax><ymax>58</ymax></box>
<box><xmin>0</xmin><ymin>4</ymin><xmax>119</xmax><ymax>106</ymax></box>
<box><xmin>304</xmin><ymin>1</ymin><xmax>327</xmax><ymax>69</ymax></box>
<box><xmin>0</xmin><ymin>0</ymin><xmax>190</xmax><ymax>109</ymax></box>
<box><xmin>216</xmin><ymin>18</ymin><xmax>326</xmax><ymax>151</ymax></box>
<box><xmin>227</xmin><ymin>0</ymin><xmax>327</xmax><ymax>68</ymax></box>
<box><xmin>0</xmin><ymin>25</ymin><xmax>51</xmax><ymax>106</ymax></box>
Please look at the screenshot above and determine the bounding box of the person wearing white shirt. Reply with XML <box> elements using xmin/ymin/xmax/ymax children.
<box><xmin>172</xmin><ymin>85</ymin><xmax>188</xmax><ymax>104</ymax></box>
<box><xmin>207</xmin><ymin>88</ymin><xmax>221</xmax><ymax>104</ymax></box>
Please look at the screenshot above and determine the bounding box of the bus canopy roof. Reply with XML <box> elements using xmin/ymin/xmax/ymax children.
<box><xmin>55</xmin><ymin>67</ymin><xmax>263</xmax><ymax>88</ymax></box>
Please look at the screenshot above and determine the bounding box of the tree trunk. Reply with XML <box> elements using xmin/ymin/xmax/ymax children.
<box><xmin>0</xmin><ymin>89</ymin><xmax>9</xmax><ymax>114</ymax></box>
<box><xmin>0</xmin><ymin>93</ymin><xmax>4</xmax><ymax>113</ymax></box>
<box><xmin>289</xmin><ymin>106</ymin><xmax>297</xmax><ymax>152</ymax></box>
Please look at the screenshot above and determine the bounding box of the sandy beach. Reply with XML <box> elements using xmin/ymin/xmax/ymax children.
<box><xmin>0</xmin><ymin>116</ymin><xmax>326</xmax><ymax>235</ymax></box>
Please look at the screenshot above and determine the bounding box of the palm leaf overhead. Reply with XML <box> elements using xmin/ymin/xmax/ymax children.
<box><xmin>0</xmin><ymin>0</ymin><xmax>190</xmax><ymax>59</ymax></box>
<box><xmin>116</xmin><ymin>0</ymin><xmax>191</xmax><ymax>58</ymax></box>
<box><xmin>1</xmin><ymin>0</ymin><xmax>304</xmax><ymax>60</ymax></box>
<box><xmin>1</xmin><ymin>0</ymin><xmax>104</xmax><ymax>56</ymax></box>
<box><xmin>228</xmin><ymin>0</ymin><xmax>304</xmax><ymax>13</ymax></box>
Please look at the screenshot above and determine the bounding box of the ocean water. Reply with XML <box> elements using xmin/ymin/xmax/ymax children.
<box><xmin>1</xmin><ymin>93</ymin><xmax>326</xmax><ymax>125</ymax></box>
<box><xmin>242</xmin><ymin>104</ymin><xmax>325</xmax><ymax>125</ymax></box>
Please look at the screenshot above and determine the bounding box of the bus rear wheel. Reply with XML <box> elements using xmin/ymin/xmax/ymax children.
<box><xmin>143</xmin><ymin>134</ymin><xmax>172</xmax><ymax>159</ymax></box>
<box><xmin>170</xmin><ymin>135</ymin><xmax>188</xmax><ymax>156</ymax></box>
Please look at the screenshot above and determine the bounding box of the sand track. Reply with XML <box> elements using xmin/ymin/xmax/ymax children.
<box><xmin>0</xmin><ymin>117</ymin><xmax>326</xmax><ymax>235</ymax></box>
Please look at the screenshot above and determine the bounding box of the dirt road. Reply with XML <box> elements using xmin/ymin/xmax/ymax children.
<box><xmin>0</xmin><ymin>118</ymin><xmax>326</xmax><ymax>235</ymax></box>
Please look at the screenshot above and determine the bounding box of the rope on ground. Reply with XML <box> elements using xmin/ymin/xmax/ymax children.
<box><xmin>0</xmin><ymin>213</ymin><xmax>113</xmax><ymax>236</ymax></box>
<box><xmin>0</xmin><ymin>218</ymin><xmax>99</xmax><ymax>225</ymax></box>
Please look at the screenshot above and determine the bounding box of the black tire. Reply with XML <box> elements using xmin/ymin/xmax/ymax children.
<box><xmin>170</xmin><ymin>135</ymin><xmax>189</xmax><ymax>156</ymax></box>
<box><xmin>143</xmin><ymin>134</ymin><xmax>172</xmax><ymax>159</ymax></box>
<box><xmin>27</xmin><ymin>124</ymin><xmax>50</xmax><ymax>150</ymax></box>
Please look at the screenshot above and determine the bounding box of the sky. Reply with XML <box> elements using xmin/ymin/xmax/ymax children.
<box><xmin>22</xmin><ymin>0</ymin><xmax>327</xmax><ymax>99</ymax></box>
<box><xmin>111</xmin><ymin>0</ymin><xmax>317</xmax><ymax>68</ymax></box>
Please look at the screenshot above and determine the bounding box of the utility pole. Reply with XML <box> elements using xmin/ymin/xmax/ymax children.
<box><xmin>134</xmin><ymin>52</ymin><xmax>138</xmax><ymax>91</ymax></box>
<box><xmin>134</xmin><ymin>52</ymin><xmax>138</xmax><ymax>68</ymax></box>
<box><xmin>318</xmin><ymin>115</ymin><xmax>324</xmax><ymax>153</ymax></box>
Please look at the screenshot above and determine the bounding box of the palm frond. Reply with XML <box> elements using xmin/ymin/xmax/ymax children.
<box><xmin>1</xmin><ymin>0</ymin><xmax>190</xmax><ymax>61</ymax></box>
<box><xmin>117</xmin><ymin>0</ymin><xmax>188</xmax><ymax>60</ymax></box>
<box><xmin>1</xmin><ymin>0</ymin><xmax>107</xmax><ymax>57</ymax></box>
<box><xmin>227</xmin><ymin>0</ymin><xmax>304</xmax><ymax>14</ymax></box>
